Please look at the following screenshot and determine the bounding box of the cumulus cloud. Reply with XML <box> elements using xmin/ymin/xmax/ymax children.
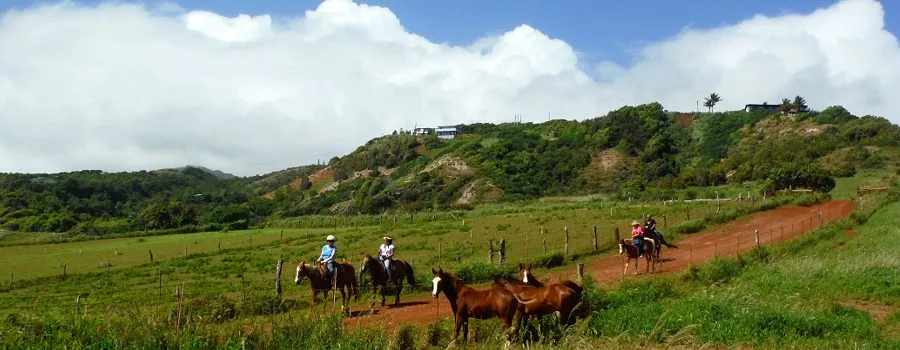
<box><xmin>0</xmin><ymin>0</ymin><xmax>897</xmax><ymax>176</ymax></box>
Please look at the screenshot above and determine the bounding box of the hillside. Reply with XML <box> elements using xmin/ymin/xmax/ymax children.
<box><xmin>276</xmin><ymin>103</ymin><xmax>900</xmax><ymax>216</ymax></box>
<box><xmin>2</xmin><ymin>102</ymin><xmax>899</xmax><ymax>237</ymax></box>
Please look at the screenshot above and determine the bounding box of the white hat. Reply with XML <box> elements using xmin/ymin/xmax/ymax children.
<box><xmin>326</xmin><ymin>235</ymin><xmax>336</xmax><ymax>241</ymax></box>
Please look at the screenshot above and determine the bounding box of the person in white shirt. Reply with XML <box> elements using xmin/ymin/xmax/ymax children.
<box><xmin>378</xmin><ymin>236</ymin><xmax>395</xmax><ymax>280</ymax></box>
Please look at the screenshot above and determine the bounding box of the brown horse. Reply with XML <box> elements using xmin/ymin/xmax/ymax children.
<box><xmin>359</xmin><ymin>255</ymin><xmax>417</xmax><ymax>307</ymax></box>
<box><xmin>518</xmin><ymin>264</ymin><xmax>589</xmax><ymax>326</ymax></box>
<box><xmin>494</xmin><ymin>275</ymin><xmax>582</xmax><ymax>330</ymax></box>
<box><xmin>618</xmin><ymin>238</ymin><xmax>656</xmax><ymax>276</ymax></box>
<box><xmin>431</xmin><ymin>268</ymin><xmax>521</xmax><ymax>346</ymax></box>
<box><xmin>295</xmin><ymin>261</ymin><xmax>360</xmax><ymax>312</ymax></box>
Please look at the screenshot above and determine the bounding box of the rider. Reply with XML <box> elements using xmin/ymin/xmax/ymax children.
<box><xmin>378</xmin><ymin>236</ymin><xmax>395</xmax><ymax>280</ymax></box>
<box><xmin>317</xmin><ymin>235</ymin><xmax>338</xmax><ymax>285</ymax></box>
<box><xmin>631</xmin><ymin>220</ymin><xmax>645</xmax><ymax>257</ymax></box>
<box><xmin>646</xmin><ymin>215</ymin><xmax>676</xmax><ymax>248</ymax></box>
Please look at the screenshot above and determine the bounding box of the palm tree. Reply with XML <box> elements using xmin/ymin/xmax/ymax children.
<box><xmin>780</xmin><ymin>98</ymin><xmax>792</xmax><ymax>115</ymax></box>
<box><xmin>703</xmin><ymin>93</ymin><xmax>722</xmax><ymax>113</ymax></box>
<box><xmin>792</xmin><ymin>95</ymin><xmax>808</xmax><ymax>114</ymax></box>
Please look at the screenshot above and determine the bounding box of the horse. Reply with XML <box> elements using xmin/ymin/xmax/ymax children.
<box><xmin>618</xmin><ymin>238</ymin><xmax>656</xmax><ymax>276</ymax></box>
<box><xmin>494</xmin><ymin>274</ymin><xmax>582</xmax><ymax>331</ymax></box>
<box><xmin>431</xmin><ymin>268</ymin><xmax>521</xmax><ymax>346</ymax></box>
<box><xmin>294</xmin><ymin>261</ymin><xmax>360</xmax><ymax>313</ymax></box>
<box><xmin>359</xmin><ymin>255</ymin><xmax>417</xmax><ymax>307</ymax></box>
<box><xmin>644</xmin><ymin>226</ymin><xmax>677</xmax><ymax>263</ymax></box>
<box><xmin>518</xmin><ymin>264</ymin><xmax>590</xmax><ymax>326</ymax></box>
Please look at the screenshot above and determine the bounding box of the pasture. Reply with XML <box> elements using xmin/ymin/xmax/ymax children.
<box><xmin>1</xmin><ymin>195</ymin><xmax>746</xmax><ymax>281</ymax></box>
<box><xmin>0</xmin><ymin>188</ymin><xmax>894</xmax><ymax>349</ymax></box>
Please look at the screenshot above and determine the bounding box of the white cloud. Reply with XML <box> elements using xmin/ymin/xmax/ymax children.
<box><xmin>0</xmin><ymin>0</ymin><xmax>898</xmax><ymax>176</ymax></box>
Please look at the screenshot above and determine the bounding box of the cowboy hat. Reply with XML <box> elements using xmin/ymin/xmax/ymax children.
<box><xmin>383</xmin><ymin>236</ymin><xmax>393</xmax><ymax>240</ymax></box>
<box><xmin>631</xmin><ymin>221</ymin><xmax>640</xmax><ymax>226</ymax></box>
<box><xmin>326</xmin><ymin>235</ymin><xmax>336</xmax><ymax>241</ymax></box>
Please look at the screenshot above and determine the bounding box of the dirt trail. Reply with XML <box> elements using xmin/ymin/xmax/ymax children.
<box><xmin>344</xmin><ymin>200</ymin><xmax>854</xmax><ymax>329</ymax></box>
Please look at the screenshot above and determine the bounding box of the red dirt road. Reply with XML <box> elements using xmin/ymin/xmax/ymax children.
<box><xmin>344</xmin><ymin>200</ymin><xmax>854</xmax><ymax>330</ymax></box>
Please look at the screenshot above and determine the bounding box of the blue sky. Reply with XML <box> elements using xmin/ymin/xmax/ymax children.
<box><xmin>4</xmin><ymin>0</ymin><xmax>898</xmax><ymax>67</ymax></box>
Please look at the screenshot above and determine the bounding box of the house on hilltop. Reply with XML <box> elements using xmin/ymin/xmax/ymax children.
<box><xmin>436</xmin><ymin>125</ymin><xmax>457</xmax><ymax>139</ymax></box>
<box><xmin>744</xmin><ymin>103</ymin><xmax>780</xmax><ymax>113</ymax></box>
<box><xmin>413</xmin><ymin>127</ymin><xmax>435</xmax><ymax>135</ymax></box>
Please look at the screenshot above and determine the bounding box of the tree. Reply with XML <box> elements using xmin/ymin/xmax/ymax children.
<box><xmin>702</xmin><ymin>93</ymin><xmax>722</xmax><ymax>113</ymax></box>
<box><xmin>779</xmin><ymin>98</ymin><xmax>792</xmax><ymax>115</ymax></box>
<box><xmin>792</xmin><ymin>96</ymin><xmax>808</xmax><ymax>114</ymax></box>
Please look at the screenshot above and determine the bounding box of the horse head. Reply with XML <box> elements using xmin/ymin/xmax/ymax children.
<box><xmin>518</xmin><ymin>263</ymin><xmax>534</xmax><ymax>284</ymax></box>
<box><xmin>431</xmin><ymin>267</ymin><xmax>446</xmax><ymax>298</ymax></box>
<box><xmin>618</xmin><ymin>239</ymin><xmax>629</xmax><ymax>255</ymax></box>
<box><xmin>359</xmin><ymin>255</ymin><xmax>373</xmax><ymax>279</ymax></box>
<box><xmin>295</xmin><ymin>261</ymin><xmax>307</xmax><ymax>284</ymax></box>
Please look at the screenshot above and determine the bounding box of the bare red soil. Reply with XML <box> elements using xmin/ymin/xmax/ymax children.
<box><xmin>343</xmin><ymin>200</ymin><xmax>854</xmax><ymax>330</ymax></box>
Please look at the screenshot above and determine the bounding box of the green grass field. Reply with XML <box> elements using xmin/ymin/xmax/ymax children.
<box><xmin>0</xmin><ymin>197</ymin><xmax>748</xmax><ymax>281</ymax></box>
<box><xmin>0</xmin><ymin>178</ymin><xmax>894</xmax><ymax>349</ymax></box>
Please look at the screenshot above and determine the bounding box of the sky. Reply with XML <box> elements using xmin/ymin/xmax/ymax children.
<box><xmin>1</xmin><ymin>0</ymin><xmax>899</xmax><ymax>176</ymax></box>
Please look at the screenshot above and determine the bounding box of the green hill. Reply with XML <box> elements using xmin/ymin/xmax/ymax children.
<box><xmin>2</xmin><ymin>102</ymin><xmax>899</xmax><ymax>237</ymax></box>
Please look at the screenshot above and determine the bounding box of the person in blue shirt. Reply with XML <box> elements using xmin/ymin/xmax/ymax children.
<box><xmin>317</xmin><ymin>235</ymin><xmax>338</xmax><ymax>285</ymax></box>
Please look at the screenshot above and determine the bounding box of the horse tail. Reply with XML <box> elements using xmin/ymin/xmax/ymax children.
<box><xmin>405</xmin><ymin>262</ymin><xmax>417</xmax><ymax>289</ymax></box>
<box><xmin>562</xmin><ymin>280</ymin><xmax>584</xmax><ymax>296</ymax></box>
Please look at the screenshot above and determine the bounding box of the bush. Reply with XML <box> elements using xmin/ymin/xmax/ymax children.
<box><xmin>528</xmin><ymin>252</ymin><xmax>566</xmax><ymax>269</ymax></box>
<box><xmin>454</xmin><ymin>262</ymin><xmax>514</xmax><ymax>283</ymax></box>
<box><xmin>673</xmin><ymin>219</ymin><xmax>706</xmax><ymax>234</ymax></box>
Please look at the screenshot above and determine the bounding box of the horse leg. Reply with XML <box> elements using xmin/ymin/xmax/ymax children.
<box><xmin>380</xmin><ymin>283</ymin><xmax>387</xmax><ymax>307</ymax></box>
<box><xmin>623</xmin><ymin>260</ymin><xmax>628</xmax><ymax>276</ymax></box>
<box><xmin>394</xmin><ymin>279</ymin><xmax>403</xmax><ymax>306</ymax></box>
<box><xmin>634</xmin><ymin>258</ymin><xmax>639</xmax><ymax>275</ymax></box>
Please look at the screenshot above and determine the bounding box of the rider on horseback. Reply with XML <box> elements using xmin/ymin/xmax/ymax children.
<box><xmin>631</xmin><ymin>221</ymin><xmax>645</xmax><ymax>257</ymax></box>
<box><xmin>378</xmin><ymin>236</ymin><xmax>395</xmax><ymax>281</ymax></box>
<box><xmin>645</xmin><ymin>215</ymin><xmax>677</xmax><ymax>248</ymax></box>
<box><xmin>317</xmin><ymin>235</ymin><xmax>338</xmax><ymax>286</ymax></box>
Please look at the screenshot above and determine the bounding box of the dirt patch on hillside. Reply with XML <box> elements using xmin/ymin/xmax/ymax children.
<box><xmin>309</xmin><ymin>167</ymin><xmax>336</xmax><ymax>184</ymax></box>
<box><xmin>344</xmin><ymin>200</ymin><xmax>854</xmax><ymax>330</ymax></box>
<box><xmin>589</xmin><ymin>149</ymin><xmax>625</xmax><ymax>172</ymax></box>
<box><xmin>455</xmin><ymin>179</ymin><xmax>503</xmax><ymax>205</ymax></box>
<box><xmin>675</xmin><ymin>113</ymin><xmax>694</xmax><ymax>127</ymax></box>
<box><xmin>421</xmin><ymin>155</ymin><xmax>473</xmax><ymax>177</ymax></box>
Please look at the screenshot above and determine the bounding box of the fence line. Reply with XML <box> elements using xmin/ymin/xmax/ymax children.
<box><xmin>0</xmin><ymin>194</ymin><xmax>865</xmax><ymax>328</ymax></box>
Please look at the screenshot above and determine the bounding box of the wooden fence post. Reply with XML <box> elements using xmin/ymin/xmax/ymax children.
<box><xmin>8</xmin><ymin>273</ymin><xmax>12</xmax><ymax>290</ymax></box>
<box><xmin>183</xmin><ymin>246</ymin><xmax>187</xmax><ymax>257</ymax></box>
<box><xmin>158</xmin><ymin>271</ymin><xmax>163</xmax><ymax>298</ymax></box>
<box><xmin>488</xmin><ymin>240</ymin><xmax>494</xmax><ymax>264</ymax></box>
<box><xmin>706</xmin><ymin>201</ymin><xmax>710</xmax><ymax>216</ymax></box>
<box><xmin>62</xmin><ymin>263</ymin><xmax>66</xmax><ymax>280</ymax></box>
<box><xmin>686</xmin><ymin>207</ymin><xmax>691</xmax><ymax>220</ymax></box>
<box><xmin>592</xmin><ymin>226</ymin><xmax>598</xmax><ymax>251</ymax></box>
<box><xmin>542</xmin><ymin>239</ymin><xmax>547</xmax><ymax>254</ymax></box>
<box><xmin>663</xmin><ymin>216</ymin><xmax>667</xmax><ymax>230</ymax></box>
<box><xmin>819</xmin><ymin>211</ymin><xmax>823</xmax><ymax>227</ymax></box>
<box><xmin>499</xmin><ymin>239</ymin><xmax>506</xmax><ymax>267</ymax></box>
<box><xmin>176</xmin><ymin>281</ymin><xmax>185</xmax><ymax>335</ymax></box>
<box><xmin>280</xmin><ymin>229</ymin><xmax>284</xmax><ymax>242</ymax></box>
<box><xmin>614</xmin><ymin>227</ymin><xmax>620</xmax><ymax>243</ymax></box>
<box><xmin>564</xmin><ymin>226</ymin><xmax>569</xmax><ymax>255</ymax></box>
<box><xmin>577</xmin><ymin>263</ymin><xmax>584</xmax><ymax>280</ymax></box>
<box><xmin>149</xmin><ymin>250</ymin><xmax>154</xmax><ymax>264</ymax></box>
<box><xmin>755</xmin><ymin>230</ymin><xmax>760</xmax><ymax>247</ymax></box>
<box><xmin>217</xmin><ymin>240</ymin><xmax>221</xmax><ymax>252</ymax></box>
<box><xmin>74</xmin><ymin>295</ymin><xmax>81</xmax><ymax>322</ymax></box>
<box><xmin>275</xmin><ymin>260</ymin><xmax>283</xmax><ymax>297</ymax></box>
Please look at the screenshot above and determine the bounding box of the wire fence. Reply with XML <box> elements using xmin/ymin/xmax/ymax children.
<box><xmin>0</xmin><ymin>193</ymin><xmax>872</xmax><ymax>330</ymax></box>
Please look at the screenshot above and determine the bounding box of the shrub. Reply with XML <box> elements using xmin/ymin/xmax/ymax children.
<box><xmin>528</xmin><ymin>252</ymin><xmax>566</xmax><ymax>269</ymax></box>
<box><xmin>673</xmin><ymin>219</ymin><xmax>706</xmax><ymax>234</ymax></box>
<box><xmin>454</xmin><ymin>262</ymin><xmax>513</xmax><ymax>283</ymax></box>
